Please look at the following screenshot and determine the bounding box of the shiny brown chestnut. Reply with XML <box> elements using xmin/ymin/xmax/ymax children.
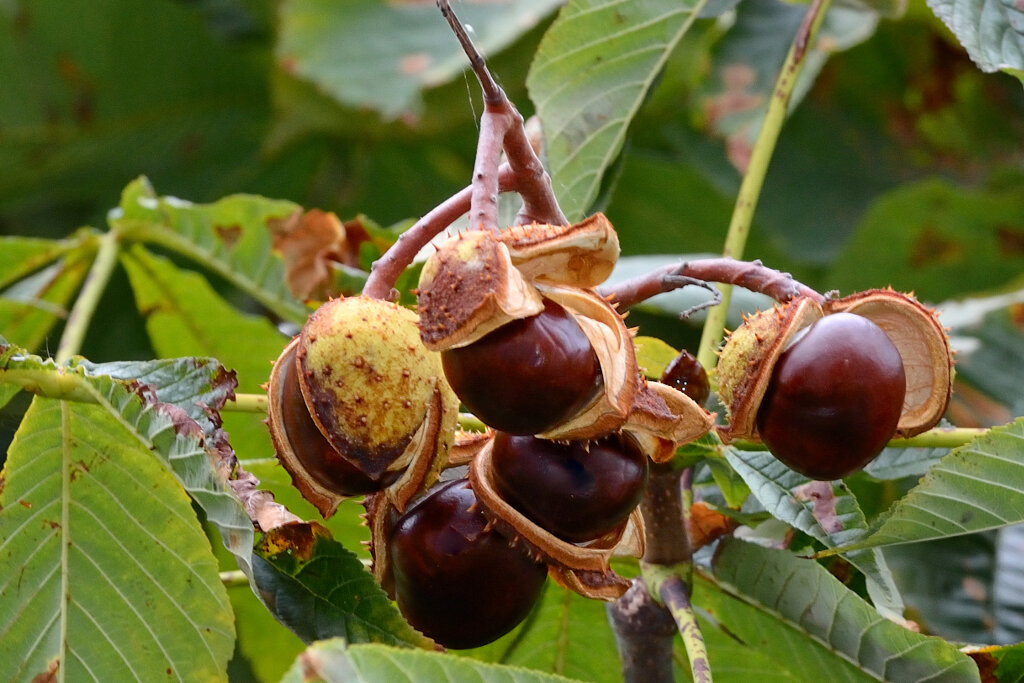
<box><xmin>441</xmin><ymin>298</ymin><xmax>602</xmax><ymax>435</ymax></box>
<box><xmin>660</xmin><ymin>349</ymin><xmax>710</xmax><ymax>407</ymax></box>
<box><xmin>388</xmin><ymin>479</ymin><xmax>547</xmax><ymax>649</ymax></box>
<box><xmin>755</xmin><ymin>312</ymin><xmax>906</xmax><ymax>480</ymax></box>
<box><xmin>490</xmin><ymin>431</ymin><xmax>648</xmax><ymax>543</ymax></box>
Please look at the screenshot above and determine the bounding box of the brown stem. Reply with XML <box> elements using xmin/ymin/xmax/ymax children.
<box><xmin>600</xmin><ymin>257</ymin><xmax>825</xmax><ymax>311</ymax></box>
<box><xmin>363</xmin><ymin>166</ymin><xmax>517</xmax><ymax>301</ymax></box>
<box><xmin>641</xmin><ymin>462</ymin><xmax>691</xmax><ymax>565</ymax></box>
<box><xmin>606</xmin><ymin>579</ymin><xmax>677</xmax><ymax>683</ymax></box>
<box><xmin>438</xmin><ymin>0</ymin><xmax>566</xmax><ymax>228</ymax></box>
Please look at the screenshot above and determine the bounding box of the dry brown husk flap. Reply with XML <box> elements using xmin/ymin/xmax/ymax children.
<box><xmin>537</xmin><ymin>286</ymin><xmax>639</xmax><ymax>441</ymax></box>
<box><xmin>497</xmin><ymin>212</ymin><xmax>619</xmax><ymax>288</ymax></box>
<box><xmin>417</xmin><ymin>230</ymin><xmax>544</xmax><ymax>350</ymax></box>
<box><xmin>823</xmin><ymin>289</ymin><xmax>953</xmax><ymax>437</ymax></box>
<box><xmin>468</xmin><ymin>434</ymin><xmax>643</xmax><ymax>600</ymax></box>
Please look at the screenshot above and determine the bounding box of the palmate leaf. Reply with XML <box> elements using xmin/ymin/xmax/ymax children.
<box><xmin>0</xmin><ymin>240</ymin><xmax>93</xmax><ymax>353</ymax></box>
<box><xmin>527</xmin><ymin>0</ymin><xmax>709</xmax><ymax>221</ymax></box>
<box><xmin>119</xmin><ymin>244</ymin><xmax>287</xmax><ymax>461</ymax></box>
<box><xmin>722</xmin><ymin>447</ymin><xmax>904</xmax><ymax>617</ymax></box>
<box><xmin>252</xmin><ymin>523</ymin><xmax>432</xmax><ymax>650</ymax></box>
<box><xmin>281</xmin><ymin>640</ymin><xmax>586</xmax><ymax>683</ymax></box>
<box><xmin>831</xmin><ymin>418</ymin><xmax>1024</xmax><ymax>554</ymax></box>
<box><xmin>699</xmin><ymin>538</ymin><xmax>980</xmax><ymax>682</ymax></box>
<box><xmin>927</xmin><ymin>0</ymin><xmax>1024</xmax><ymax>80</ymax></box>
<box><xmin>0</xmin><ymin>342</ymin><xmax>256</xmax><ymax>579</ymax></box>
<box><xmin>0</xmin><ymin>397</ymin><xmax>234</xmax><ymax>682</ymax></box>
<box><xmin>466</xmin><ymin>582</ymin><xmax>622</xmax><ymax>683</ymax></box>
<box><xmin>110</xmin><ymin>176</ymin><xmax>307</xmax><ymax>325</ymax></box>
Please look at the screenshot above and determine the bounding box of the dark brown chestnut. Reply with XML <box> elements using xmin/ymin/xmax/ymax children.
<box><xmin>660</xmin><ymin>349</ymin><xmax>710</xmax><ymax>406</ymax></box>
<box><xmin>441</xmin><ymin>299</ymin><xmax>601</xmax><ymax>435</ymax></box>
<box><xmin>273</xmin><ymin>343</ymin><xmax>398</xmax><ymax>496</ymax></box>
<box><xmin>490</xmin><ymin>431</ymin><xmax>648</xmax><ymax>543</ymax></box>
<box><xmin>755</xmin><ymin>312</ymin><xmax>906</xmax><ymax>480</ymax></box>
<box><xmin>388</xmin><ymin>479</ymin><xmax>547</xmax><ymax>649</ymax></box>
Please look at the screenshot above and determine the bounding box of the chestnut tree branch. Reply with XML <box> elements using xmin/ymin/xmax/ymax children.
<box><xmin>695</xmin><ymin>0</ymin><xmax>832</xmax><ymax>371</ymax></box>
<box><xmin>606</xmin><ymin>579</ymin><xmax>678</xmax><ymax>683</ymax></box>
<box><xmin>599</xmin><ymin>257</ymin><xmax>825</xmax><ymax>311</ymax></box>
<box><xmin>438</xmin><ymin>0</ymin><xmax>567</xmax><ymax>228</ymax></box>
<box><xmin>363</xmin><ymin>165</ymin><xmax>518</xmax><ymax>301</ymax></box>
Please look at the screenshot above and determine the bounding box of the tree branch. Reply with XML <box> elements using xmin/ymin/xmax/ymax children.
<box><xmin>600</xmin><ymin>257</ymin><xmax>825</xmax><ymax>311</ymax></box>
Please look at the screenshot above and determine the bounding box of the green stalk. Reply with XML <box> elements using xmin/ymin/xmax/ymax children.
<box><xmin>55</xmin><ymin>230</ymin><xmax>121</xmax><ymax>364</ymax></box>
<box><xmin>728</xmin><ymin>426</ymin><xmax>988</xmax><ymax>451</ymax></box>
<box><xmin>226</xmin><ymin>392</ymin><xmax>268</xmax><ymax>413</ymax></box>
<box><xmin>696</xmin><ymin>0</ymin><xmax>832</xmax><ymax>371</ymax></box>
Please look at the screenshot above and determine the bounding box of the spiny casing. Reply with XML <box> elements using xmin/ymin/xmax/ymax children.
<box><xmin>269</xmin><ymin>296</ymin><xmax>458</xmax><ymax>516</ymax></box>
<box><xmin>717</xmin><ymin>290</ymin><xmax>953</xmax><ymax>443</ymax></box>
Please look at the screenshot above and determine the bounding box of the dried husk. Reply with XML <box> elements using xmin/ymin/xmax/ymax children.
<box><xmin>497</xmin><ymin>213</ymin><xmax>619</xmax><ymax>287</ymax></box>
<box><xmin>717</xmin><ymin>297</ymin><xmax>824</xmax><ymax>442</ymax></box>
<box><xmin>468</xmin><ymin>434</ymin><xmax>644</xmax><ymax>600</ymax></box>
<box><xmin>268</xmin><ymin>296</ymin><xmax>458</xmax><ymax>516</ymax></box>
<box><xmin>824</xmin><ymin>289</ymin><xmax>953</xmax><ymax>437</ymax></box>
<box><xmin>537</xmin><ymin>286</ymin><xmax>639</xmax><ymax>440</ymax></box>
<box><xmin>417</xmin><ymin>230</ymin><xmax>544</xmax><ymax>350</ymax></box>
<box><xmin>623</xmin><ymin>380</ymin><xmax>715</xmax><ymax>463</ymax></box>
<box><xmin>717</xmin><ymin>291</ymin><xmax>953</xmax><ymax>443</ymax></box>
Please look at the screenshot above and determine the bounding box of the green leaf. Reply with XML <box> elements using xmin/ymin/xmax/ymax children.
<box><xmin>723</xmin><ymin>448</ymin><xmax>903</xmax><ymax>616</ymax></box>
<box><xmin>0</xmin><ymin>343</ymin><xmax>256</xmax><ymax>581</ymax></box>
<box><xmin>633</xmin><ymin>336</ymin><xmax>678</xmax><ymax>379</ymax></box>
<box><xmin>694</xmin><ymin>614</ymin><xmax>804</xmax><ymax>682</ymax></box>
<box><xmin>119</xmin><ymin>244</ymin><xmax>286</xmax><ymax>460</ymax></box>
<box><xmin>832</xmin><ymin>418</ymin><xmax>1024</xmax><ymax>553</ymax></box>
<box><xmin>828</xmin><ymin>178</ymin><xmax>1024</xmax><ymax>301</ymax></box>
<box><xmin>700</xmin><ymin>538</ymin><xmax>980</xmax><ymax>681</ymax></box>
<box><xmin>946</xmin><ymin>297</ymin><xmax>1024</xmax><ymax>422</ymax></box>
<box><xmin>112</xmin><ymin>177</ymin><xmax>306</xmax><ymax>324</ymax></box>
<box><xmin>281</xmin><ymin>640</ymin><xmax>587</xmax><ymax>683</ymax></box>
<box><xmin>0</xmin><ymin>234</ymin><xmax>80</xmax><ymax>290</ymax></box>
<box><xmin>885</xmin><ymin>532</ymin><xmax>998</xmax><ymax>643</ymax></box>
<box><xmin>927</xmin><ymin>0</ymin><xmax>1024</xmax><ymax>79</ymax></box>
<box><xmin>0</xmin><ymin>244</ymin><xmax>93</xmax><ymax>353</ymax></box>
<box><xmin>465</xmin><ymin>583</ymin><xmax>622</xmax><ymax>683</ymax></box>
<box><xmin>252</xmin><ymin>522</ymin><xmax>433</xmax><ymax>649</ymax></box>
<box><xmin>276</xmin><ymin>0</ymin><xmax>562</xmax><ymax>120</ymax></box>
<box><xmin>0</xmin><ymin>397</ymin><xmax>234</xmax><ymax>682</ymax></box>
<box><xmin>527</xmin><ymin>0</ymin><xmax>708</xmax><ymax>221</ymax></box>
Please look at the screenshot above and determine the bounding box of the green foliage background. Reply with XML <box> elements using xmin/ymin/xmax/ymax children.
<box><xmin>2</xmin><ymin>0</ymin><xmax>1024</xmax><ymax>681</ymax></box>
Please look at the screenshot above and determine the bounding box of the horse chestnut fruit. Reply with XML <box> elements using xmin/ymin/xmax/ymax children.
<box><xmin>660</xmin><ymin>349</ymin><xmax>710</xmax><ymax>406</ymax></box>
<box><xmin>755</xmin><ymin>312</ymin><xmax>906</xmax><ymax>480</ymax></box>
<box><xmin>272</xmin><ymin>342</ymin><xmax>397</xmax><ymax>496</ymax></box>
<box><xmin>490</xmin><ymin>431</ymin><xmax>648</xmax><ymax>543</ymax></box>
<box><xmin>388</xmin><ymin>479</ymin><xmax>547</xmax><ymax>649</ymax></box>
<box><xmin>441</xmin><ymin>299</ymin><xmax>601</xmax><ymax>435</ymax></box>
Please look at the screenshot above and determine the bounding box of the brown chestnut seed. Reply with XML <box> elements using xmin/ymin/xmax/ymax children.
<box><xmin>490</xmin><ymin>432</ymin><xmax>648</xmax><ymax>543</ymax></box>
<box><xmin>660</xmin><ymin>349</ymin><xmax>710</xmax><ymax>407</ymax></box>
<box><xmin>441</xmin><ymin>299</ymin><xmax>602</xmax><ymax>435</ymax></box>
<box><xmin>389</xmin><ymin>479</ymin><xmax>547</xmax><ymax>649</ymax></box>
<box><xmin>276</xmin><ymin>344</ymin><xmax>398</xmax><ymax>495</ymax></box>
<box><xmin>755</xmin><ymin>312</ymin><xmax>906</xmax><ymax>480</ymax></box>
